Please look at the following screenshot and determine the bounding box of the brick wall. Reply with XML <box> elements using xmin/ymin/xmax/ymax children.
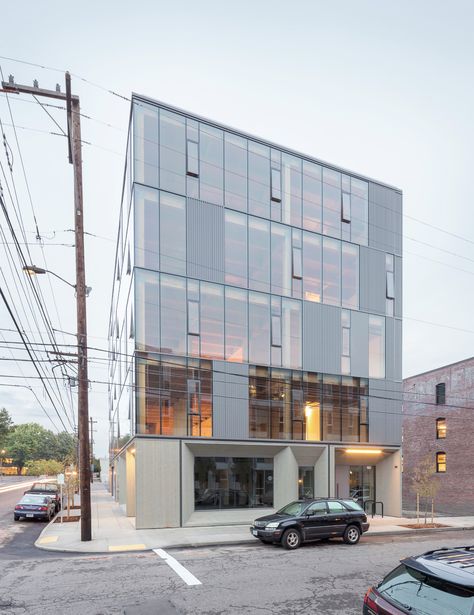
<box><xmin>403</xmin><ymin>357</ymin><xmax>474</xmax><ymax>516</ymax></box>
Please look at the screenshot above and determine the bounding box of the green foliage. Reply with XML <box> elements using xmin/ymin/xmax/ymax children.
<box><xmin>92</xmin><ymin>457</ymin><xmax>101</xmax><ymax>473</ymax></box>
<box><xmin>0</xmin><ymin>408</ymin><xmax>13</xmax><ymax>447</ymax></box>
<box><xmin>26</xmin><ymin>459</ymin><xmax>64</xmax><ymax>476</ymax></box>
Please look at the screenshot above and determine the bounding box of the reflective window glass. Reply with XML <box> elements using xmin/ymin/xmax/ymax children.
<box><xmin>248</xmin><ymin>142</ymin><xmax>270</xmax><ymax>218</ymax></box>
<box><xmin>159</xmin><ymin>110</ymin><xmax>186</xmax><ymax>195</ymax></box>
<box><xmin>249</xmin><ymin>217</ymin><xmax>270</xmax><ymax>293</ymax></box>
<box><xmin>323</xmin><ymin>237</ymin><xmax>341</xmax><ymax>306</ymax></box>
<box><xmin>200</xmin><ymin>124</ymin><xmax>223</xmax><ymax>205</ymax></box>
<box><xmin>225</xmin><ymin>210</ymin><xmax>248</xmax><ymax>287</ymax></box>
<box><xmin>271</xmin><ymin>168</ymin><xmax>281</xmax><ymax>202</ymax></box>
<box><xmin>224</xmin><ymin>133</ymin><xmax>247</xmax><ymax>212</ymax></box>
<box><xmin>303</xmin><ymin>232</ymin><xmax>322</xmax><ymax>302</ymax></box>
<box><xmin>350</xmin><ymin>194</ymin><xmax>368</xmax><ymax>245</ymax></box>
<box><xmin>282</xmin><ymin>154</ymin><xmax>302</xmax><ymax>227</ymax></box>
<box><xmin>342</xmin><ymin>192</ymin><xmax>351</xmax><ymax>223</ymax></box>
<box><xmin>386</xmin><ymin>271</ymin><xmax>395</xmax><ymax>299</ymax></box>
<box><xmin>187</xmin><ymin>300</ymin><xmax>200</xmax><ymax>336</ymax></box>
<box><xmin>134</xmin><ymin>185</ymin><xmax>159</xmax><ymax>271</ymax></box>
<box><xmin>160</xmin><ymin>275</ymin><xmax>186</xmax><ymax>355</ymax></box>
<box><xmin>322</xmin><ymin>374</ymin><xmax>341</xmax><ymax>441</ymax></box>
<box><xmin>249</xmin><ymin>366</ymin><xmax>271</xmax><ymax>439</ymax></box>
<box><xmin>200</xmin><ymin>282</ymin><xmax>224</xmax><ymax>359</ymax></box>
<box><xmin>369</xmin><ymin>315</ymin><xmax>385</xmax><ymax>379</ymax></box>
<box><xmin>271</xmin><ymin>315</ymin><xmax>282</xmax><ymax>347</ymax></box>
<box><xmin>160</xmin><ymin>191</ymin><xmax>186</xmax><ymax>275</ymax></box>
<box><xmin>271</xmin><ymin>223</ymin><xmax>292</xmax><ymax>296</ymax></box>
<box><xmin>386</xmin><ymin>253</ymin><xmax>394</xmax><ymax>272</ymax></box>
<box><xmin>135</xmin><ymin>269</ymin><xmax>160</xmax><ymax>352</ymax></box>
<box><xmin>341</xmin><ymin>377</ymin><xmax>359</xmax><ymax>441</ymax></box>
<box><xmin>186</xmin><ymin>140</ymin><xmax>199</xmax><ymax>177</ymax></box>
<box><xmin>302</xmin><ymin>161</ymin><xmax>322</xmax><ymax>233</ymax></box>
<box><xmin>342</xmin><ymin>243</ymin><xmax>359</xmax><ymax>309</ymax></box>
<box><xmin>225</xmin><ymin>287</ymin><xmax>248</xmax><ymax>362</ymax></box>
<box><xmin>249</xmin><ymin>292</ymin><xmax>270</xmax><ymax>364</ymax></box>
<box><xmin>282</xmin><ymin>298</ymin><xmax>302</xmax><ymax>369</ymax></box>
<box><xmin>323</xmin><ymin>182</ymin><xmax>341</xmax><ymax>239</ymax></box>
<box><xmin>292</xmin><ymin>247</ymin><xmax>302</xmax><ymax>280</ymax></box>
<box><xmin>133</xmin><ymin>102</ymin><xmax>159</xmax><ymax>188</ymax></box>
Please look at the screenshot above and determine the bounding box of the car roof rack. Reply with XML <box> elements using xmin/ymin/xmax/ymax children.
<box><xmin>402</xmin><ymin>546</ymin><xmax>474</xmax><ymax>589</ymax></box>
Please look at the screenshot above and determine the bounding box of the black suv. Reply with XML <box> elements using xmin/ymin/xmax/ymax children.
<box><xmin>250</xmin><ymin>498</ymin><xmax>369</xmax><ymax>550</ymax></box>
<box><xmin>363</xmin><ymin>546</ymin><xmax>474</xmax><ymax>614</ymax></box>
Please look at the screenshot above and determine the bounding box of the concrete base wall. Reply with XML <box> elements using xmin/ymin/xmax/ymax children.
<box><xmin>125</xmin><ymin>448</ymin><xmax>136</xmax><ymax>517</ymax></box>
<box><xmin>376</xmin><ymin>450</ymin><xmax>402</xmax><ymax>517</ymax></box>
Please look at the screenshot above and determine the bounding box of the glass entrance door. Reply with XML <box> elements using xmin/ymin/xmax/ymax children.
<box><xmin>349</xmin><ymin>465</ymin><xmax>375</xmax><ymax>508</ymax></box>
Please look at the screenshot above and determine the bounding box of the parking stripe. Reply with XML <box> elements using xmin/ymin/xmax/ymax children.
<box><xmin>153</xmin><ymin>548</ymin><xmax>202</xmax><ymax>586</ymax></box>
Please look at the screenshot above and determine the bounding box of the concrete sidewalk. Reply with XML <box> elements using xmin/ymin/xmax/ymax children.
<box><xmin>35</xmin><ymin>482</ymin><xmax>474</xmax><ymax>553</ymax></box>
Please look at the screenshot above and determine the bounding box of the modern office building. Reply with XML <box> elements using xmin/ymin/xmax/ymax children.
<box><xmin>108</xmin><ymin>95</ymin><xmax>403</xmax><ymax>529</ymax></box>
<box><xmin>403</xmin><ymin>357</ymin><xmax>474</xmax><ymax>515</ymax></box>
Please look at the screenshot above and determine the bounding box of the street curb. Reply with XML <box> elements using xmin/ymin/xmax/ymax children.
<box><xmin>34</xmin><ymin>525</ymin><xmax>474</xmax><ymax>554</ymax></box>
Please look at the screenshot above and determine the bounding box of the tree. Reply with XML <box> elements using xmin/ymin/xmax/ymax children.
<box><xmin>5</xmin><ymin>423</ymin><xmax>55</xmax><ymax>475</ymax></box>
<box><xmin>0</xmin><ymin>408</ymin><xmax>13</xmax><ymax>447</ymax></box>
<box><xmin>411</xmin><ymin>455</ymin><xmax>440</xmax><ymax>525</ymax></box>
<box><xmin>52</xmin><ymin>432</ymin><xmax>77</xmax><ymax>463</ymax></box>
<box><xmin>92</xmin><ymin>457</ymin><xmax>101</xmax><ymax>474</ymax></box>
<box><xmin>26</xmin><ymin>459</ymin><xmax>64</xmax><ymax>476</ymax></box>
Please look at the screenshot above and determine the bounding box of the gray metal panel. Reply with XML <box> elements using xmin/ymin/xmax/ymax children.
<box><xmin>350</xmin><ymin>311</ymin><xmax>368</xmax><ymax>378</ymax></box>
<box><xmin>394</xmin><ymin>256</ymin><xmax>402</xmax><ymax>317</ymax></box>
<box><xmin>303</xmin><ymin>302</ymin><xmax>341</xmax><ymax>374</ymax></box>
<box><xmin>212</xmin><ymin>361</ymin><xmax>249</xmax><ymax>439</ymax></box>
<box><xmin>187</xmin><ymin>198</ymin><xmax>224</xmax><ymax>283</ymax></box>
<box><xmin>368</xmin><ymin>183</ymin><xmax>402</xmax><ymax>256</ymax></box>
<box><xmin>393</xmin><ymin>319</ymin><xmax>402</xmax><ymax>382</ymax></box>
<box><xmin>359</xmin><ymin>247</ymin><xmax>386</xmax><ymax>315</ymax></box>
<box><xmin>368</xmin><ymin>380</ymin><xmax>402</xmax><ymax>445</ymax></box>
<box><xmin>385</xmin><ymin>318</ymin><xmax>396</xmax><ymax>382</ymax></box>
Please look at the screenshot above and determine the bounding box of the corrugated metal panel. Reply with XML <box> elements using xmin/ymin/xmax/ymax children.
<box><xmin>385</xmin><ymin>318</ymin><xmax>396</xmax><ymax>382</ymax></box>
<box><xmin>368</xmin><ymin>379</ymin><xmax>402</xmax><ymax>445</ymax></box>
<box><xmin>187</xmin><ymin>198</ymin><xmax>224</xmax><ymax>283</ymax></box>
<box><xmin>395</xmin><ymin>256</ymin><xmax>402</xmax><ymax>317</ymax></box>
<box><xmin>212</xmin><ymin>360</ymin><xmax>249</xmax><ymax>439</ymax></box>
<box><xmin>394</xmin><ymin>319</ymin><xmax>402</xmax><ymax>382</ymax></box>
<box><xmin>368</xmin><ymin>183</ymin><xmax>402</xmax><ymax>256</ymax></box>
<box><xmin>303</xmin><ymin>302</ymin><xmax>341</xmax><ymax>374</ymax></box>
<box><xmin>359</xmin><ymin>247</ymin><xmax>386</xmax><ymax>315</ymax></box>
<box><xmin>350</xmin><ymin>311</ymin><xmax>368</xmax><ymax>378</ymax></box>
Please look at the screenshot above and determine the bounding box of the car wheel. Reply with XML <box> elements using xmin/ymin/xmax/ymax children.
<box><xmin>343</xmin><ymin>525</ymin><xmax>361</xmax><ymax>545</ymax></box>
<box><xmin>14</xmin><ymin>515</ymin><xmax>20</xmax><ymax>521</ymax></box>
<box><xmin>281</xmin><ymin>528</ymin><xmax>301</xmax><ymax>550</ymax></box>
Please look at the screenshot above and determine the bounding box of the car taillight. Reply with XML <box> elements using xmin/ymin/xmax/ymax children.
<box><xmin>15</xmin><ymin>505</ymin><xmax>22</xmax><ymax>510</ymax></box>
<box><xmin>40</xmin><ymin>506</ymin><xmax>48</xmax><ymax>511</ymax></box>
<box><xmin>364</xmin><ymin>588</ymin><xmax>379</xmax><ymax>613</ymax></box>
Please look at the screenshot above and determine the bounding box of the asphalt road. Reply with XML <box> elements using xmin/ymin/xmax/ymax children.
<box><xmin>2</xmin><ymin>521</ymin><xmax>474</xmax><ymax>614</ymax></box>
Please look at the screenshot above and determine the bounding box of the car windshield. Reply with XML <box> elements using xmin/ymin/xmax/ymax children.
<box><xmin>378</xmin><ymin>564</ymin><xmax>474</xmax><ymax>615</ymax></box>
<box><xmin>31</xmin><ymin>484</ymin><xmax>57</xmax><ymax>492</ymax></box>
<box><xmin>277</xmin><ymin>501</ymin><xmax>310</xmax><ymax>516</ymax></box>
<box><xmin>342</xmin><ymin>499</ymin><xmax>364</xmax><ymax>511</ymax></box>
<box><xmin>20</xmin><ymin>495</ymin><xmax>48</xmax><ymax>504</ymax></box>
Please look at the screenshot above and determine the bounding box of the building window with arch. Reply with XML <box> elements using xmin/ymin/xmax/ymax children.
<box><xmin>436</xmin><ymin>418</ymin><xmax>446</xmax><ymax>439</ymax></box>
<box><xmin>436</xmin><ymin>452</ymin><xmax>446</xmax><ymax>473</ymax></box>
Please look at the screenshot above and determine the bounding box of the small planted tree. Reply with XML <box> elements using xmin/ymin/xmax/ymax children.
<box><xmin>411</xmin><ymin>455</ymin><xmax>440</xmax><ymax>526</ymax></box>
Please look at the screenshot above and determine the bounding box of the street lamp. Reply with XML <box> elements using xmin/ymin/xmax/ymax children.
<box><xmin>22</xmin><ymin>266</ymin><xmax>92</xmax><ymax>296</ymax></box>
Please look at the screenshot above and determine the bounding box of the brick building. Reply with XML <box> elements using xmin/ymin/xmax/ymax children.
<box><xmin>403</xmin><ymin>357</ymin><xmax>474</xmax><ymax>515</ymax></box>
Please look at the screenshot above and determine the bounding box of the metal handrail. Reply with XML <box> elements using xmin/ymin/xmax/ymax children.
<box><xmin>363</xmin><ymin>499</ymin><xmax>384</xmax><ymax>518</ymax></box>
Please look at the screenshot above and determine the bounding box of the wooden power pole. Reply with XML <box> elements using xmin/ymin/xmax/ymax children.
<box><xmin>1</xmin><ymin>73</ymin><xmax>92</xmax><ymax>541</ymax></box>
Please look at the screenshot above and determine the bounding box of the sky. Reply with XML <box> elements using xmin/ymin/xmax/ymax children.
<box><xmin>1</xmin><ymin>0</ymin><xmax>474</xmax><ymax>457</ymax></box>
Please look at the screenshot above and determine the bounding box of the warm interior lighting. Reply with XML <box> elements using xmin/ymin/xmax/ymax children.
<box><xmin>305</xmin><ymin>402</ymin><xmax>321</xmax><ymax>441</ymax></box>
<box><xmin>304</xmin><ymin>291</ymin><xmax>321</xmax><ymax>302</ymax></box>
<box><xmin>345</xmin><ymin>449</ymin><xmax>382</xmax><ymax>455</ymax></box>
<box><xmin>130</xmin><ymin>448</ymin><xmax>136</xmax><ymax>454</ymax></box>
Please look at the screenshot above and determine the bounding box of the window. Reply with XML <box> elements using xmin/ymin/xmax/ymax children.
<box><xmin>271</xmin><ymin>315</ymin><xmax>282</xmax><ymax>347</ymax></box>
<box><xmin>436</xmin><ymin>452</ymin><xmax>446</xmax><ymax>473</ymax></box>
<box><xmin>281</xmin><ymin>154</ymin><xmax>302</xmax><ymax>227</ymax></box>
<box><xmin>160</xmin><ymin>110</ymin><xmax>186</xmax><ymax>195</ymax></box>
<box><xmin>249</xmin><ymin>217</ymin><xmax>270</xmax><ymax>293</ymax></box>
<box><xmin>369</xmin><ymin>315</ymin><xmax>385</xmax><ymax>379</ymax></box>
<box><xmin>292</xmin><ymin>247</ymin><xmax>302</xmax><ymax>279</ymax></box>
<box><xmin>249</xmin><ymin>292</ymin><xmax>270</xmax><ymax>365</ymax></box>
<box><xmin>187</xmin><ymin>300</ymin><xmax>200</xmax><ymax>336</ymax></box>
<box><xmin>436</xmin><ymin>418</ymin><xmax>446</xmax><ymax>439</ymax></box>
<box><xmin>341</xmin><ymin>310</ymin><xmax>351</xmax><ymax>375</ymax></box>
<box><xmin>436</xmin><ymin>382</ymin><xmax>446</xmax><ymax>405</ymax></box>
<box><xmin>160</xmin><ymin>274</ymin><xmax>186</xmax><ymax>355</ymax></box>
<box><xmin>327</xmin><ymin>501</ymin><xmax>346</xmax><ymax>513</ymax></box>
<box><xmin>306</xmin><ymin>501</ymin><xmax>327</xmax><ymax>515</ymax></box>
<box><xmin>282</xmin><ymin>299</ymin><xmax>302</xmax><ymax>369</ymax></box>
<box><xmin>225</xmin><ymin>210</ymin><xmax>248</xmax><ymax>287</ymax></box>
<box><xmin>248</xmin><ymin>141</ymin><xmax>270</xmax><ymax>218</ymax></box>
<box><xmin>342</xmin><ymin>242</ymin><xmax>359</xmax><ymax>309</ymax></box>
<box><xmin>225</xmin><ymin>287</ymin><xmax>248</xmax><ymax>362</ymax></box>
<box><xmin>350</xmin><ymin>178</ymin><xmax>369</xmax><ymax>245</ymax></box>
<box><xmin>386</xmin><ymin>272</ymin><xmax>395</xmax><ymax>299</ymax></box>
<box><xmin>160</xmin><ymin>191</ymin><xmax>186</xmax><ymax>275</ymax></box>
<box><xmin>133</xmin><ymin>101</ymin><xmax>159</xmax><ymax>188</ymax></box>
<box><xmin>342</xmin><ymin>192</ymin><xmax>351</xmax><ymax>223</ymax></box>
<box><xmin>134</xmin><ymin>185</ymin><xmax>159</xmax><ymax>271</ymax></box>
<box><xmin>135</xmin><ymin>269</ymin><xmax>160</xmax><ymax>352</ymax></box>
<box><xmin>323</xmin><ymin>237</ymin><xmax>341</xmax><ymax>306</ymax></box>
<box><xmin>271</xmin><ymin>168</ymin><xmax>281</xmax><ymax>202</ymax></box>
<box><xmin>322</xmin><ymin>168</ymin><xmax>341</xmax><ymax>239</ymax></box>
<box><xmin>303</xmin><ymin>232</ymin><xmax>322</xmax><ymax>302</ymax></box>
<box><xmin>186</xmin><ymin>139</ymin><xmax>199</xmax><ymax>177</ymax></box>
<box><xmin>271</xmin><ymin>223</ymin><xmax>292</xmax><ymax>296</ymax></box>
<box><xmin>298</xmin><ymin>467</ymin><xmax>315</xmax><ymax>499</ymax></box>
<box><xmin>224</xmin><ymin>133</ymin><xmax>247</xmax><ymax>212</ymax></box>
<box><xmin>302</xmin><ymin>161</ymin><xmax>322</xmax><ymax>233</ymax></box>
<box><xmin>199</xmin><ymin>124</ymin><xmax>223</xmax><ymax>205</ymax></box>
<box><xmin>200</xmin><ymin>282</ymin><xmax>224</xmax><ymax>359</ymax></box>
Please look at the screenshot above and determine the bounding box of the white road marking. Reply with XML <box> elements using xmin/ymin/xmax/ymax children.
<box><xmin>153</xmin><ymin>548</ymin><xmax>202</xmax><ymax>586</ymax></box>
<box><xmin>0</xmin><ymin>481</ymin><xmax>36</xmax><ymax>494</ymax></box>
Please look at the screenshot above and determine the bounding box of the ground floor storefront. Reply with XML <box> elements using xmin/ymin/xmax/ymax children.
<box><xmin>111</xmin><ymin>438</ymin><xmax>401</xmax><ymax>529</ymax></box>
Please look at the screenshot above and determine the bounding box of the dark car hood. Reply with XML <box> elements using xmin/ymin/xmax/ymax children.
<box><xmin>253</xmin><ymin>513</ymin><xmax>292</xmax><ymax>523</ymax></box>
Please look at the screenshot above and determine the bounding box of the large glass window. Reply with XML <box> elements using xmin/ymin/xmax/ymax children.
<box><xmin>302</xmin><ymin>161</ymin><xmax>322</xmax><ymax>233</ymax></box>
<box><xmin>248</xmin><ymin>142</ymin><xmax>270</xmax><ymax>218</ymax></box>
<box><xmin>135</xmin><ymin>269</ymin><xmax>160</xmax><ymax>352</ymax></box>
<box><xmin>224</xmin><ymin>133</ymin><xmax>247</xmax><ymax>212</ymax></box>
<box><xmin>194</xmin><ymin>457</ymin><xmax>273</xmax><ymax>509</ymax></box>
<box><xmin>436</xmin><ymin>418</ymin><xmax>446</xmax><ymax>439</ymax></box>
<box><xmin>249</xmin><ymin>366</ymin><xmax>270</xmax><ymax>438</ymax></box>
<box><xmin>322</xmin><ymin>168</ymin><xmax>341</xmax><ymax>239</ymax></box>
<box><xmin>225</xmin><ymin>287</ymin><xmax>248</xmax><ymax>362</ymax></box>
<box><xmin>350</xmin><ymin>178</ymin><xmax>369</xmax><ymax>245</ymax></box>
<box><xmin>270</xmin><ymin>369</ymin><xmax>292</xmax><ymax>440</ymax></box>
<box><xmin>200</xmin><ymin>282</ymin><xmax>224</xmax><ymax>359</ymax></box>
<box><xmin>323</xmin><ymin>374</ymin><xmax>341</xmax><ymax>441</ymax></box>
<box><xmin>298</xmin><ymin>467</ymin><xmax>314</xmax><ymax>499</ymax></box>
<box><xmin>323</xmin><ymin>237</ymin><xmax>341</xmax><ymax>306</ymax></box>
<box><xmin>341</xmin><ymin>377</ymin><xmax>359</xmax><ymax>442</ymax></box>
<box><xmin>133</xmin><ymin>101</ymin><xmax>159</xmax><ymax>188</ymax></box>
<box><xmin>160</xmin><ymin>274</ymin><xmax>186</xmax><ymax>355</ymax></box>
<box><xmin>200</xmin><ymin>124</ymin><xmax>223</xmax><ymax>205</ymax></box>
<box><xmin>225</xmin><ymin>210</ymin><xmax>248</xmax><ymax>287</ymax></box>
<box><xmin>249</xmin><ymin>217</ymin><xmax>270</xmax><ymax>292</ymax></box>
<box><xmin>160</xmin><ymin>192</ymin><xmax>186</xmax><ymax>275</ymax></box>
<box><xmin>249</xmin><ymin>292</ymin><xmax>270</xmax><ymax>365</ymax></box>
<box><xmin>342</xmin><ymin>242</ymin><xmax>359</xmax><ymax>309</ymax></box>
<box><xmin>282</xmin><ymin>298</ymin><xmax>302</xmax><ymax>369</ymax></box>
<box><xmin>303</xmin><ymin>232</ymin><xmax>322</xmax><ymax>302</ymax></box>
<box><xmin>282</xmin><ymin>154</ymin><xmax>302</xmax><ymax>227</ymax></box>
<box><xmin>159</xmin><ymin>110</ymin><xmax>186</xmax><ymax>195</ymax></box>
<box><xmin>134</xmin><ymin>185</ymin><xmax>159</xmax><ymax>271</ymax></box>
<box><xmin>304</xmin><ymin>372</ymin><xmax>322</xmax><ymax>441</ymax></box>
<box><xmin>369</xmin><ymin>315</ymin><xmax>385</xmax><ymax>379</ymax></box>
<box><xmin>271</xmin><ymin>223</ymin><xmax>292</xmax><ymax>297</ymax></box>
<box><xmin>436</xmin><ymin>452</ymin><xmax>446</xmax><ymax>473</ymax></box>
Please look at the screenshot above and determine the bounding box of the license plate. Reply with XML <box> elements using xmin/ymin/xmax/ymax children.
<box><xmin>252</xmin><ymin>529</ymin><xmax>258</xmax><ymax>536</ymax></box>
<box><xmin>26</xmin><ymin>514</ymin><xmax>34</xmax><ymax>518</ymax></box>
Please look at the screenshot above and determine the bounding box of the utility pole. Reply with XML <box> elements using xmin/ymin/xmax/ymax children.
<box><xmin>89</xmin><ymin>417</ymin><xmax>97</xmax><ymax>482</ymax></box>
<box><xmin>1</xmin><ymin>73</ymin><xmax>92</xmax><ymax>541</ymax></box>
